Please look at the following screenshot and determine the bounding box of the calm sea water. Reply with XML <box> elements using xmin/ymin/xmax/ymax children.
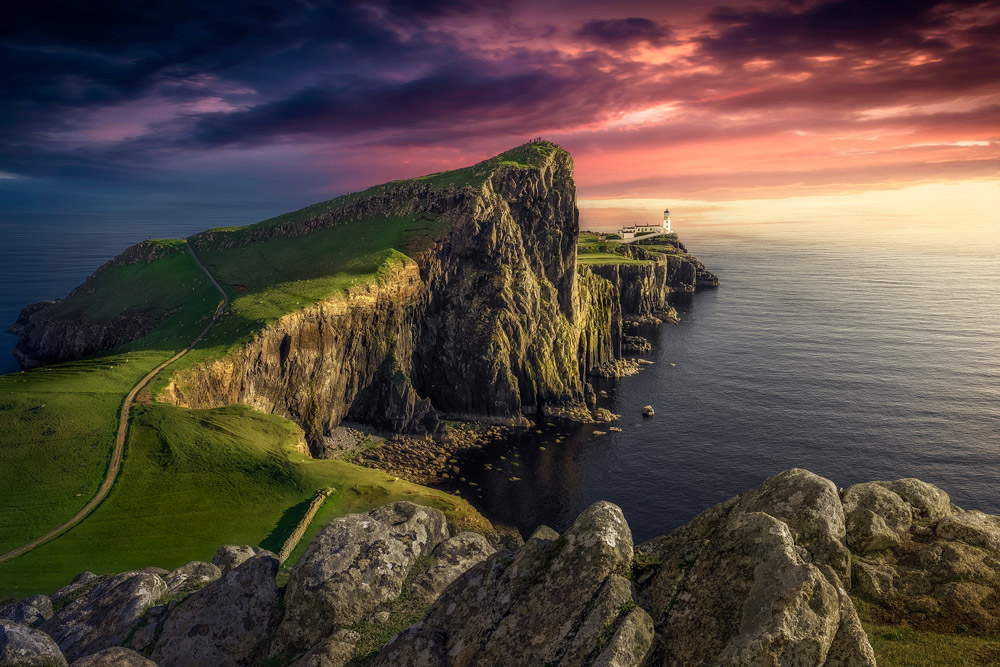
<box><xmin>439</xmin><ymin>222</ymin><xmax>1000</xmax><ymax>542</ymax></box>
<box><xmin>2</xmin><ymin>215</ymin><xmax>998</xmax><ymax>544</ymax></box>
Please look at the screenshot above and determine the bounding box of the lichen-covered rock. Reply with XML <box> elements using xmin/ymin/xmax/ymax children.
<box><xmin>162</xmin><ymin>561</ymin><xmax>221</xmax><ymax>596</ymax></box>
<box><xmin>407</xmin><ymin>532</ymin><xmax>495</xmax><ymax>603</ymax></box>
<box><xmin>69</xmin><ymin>647</ymin><xmax>156</xmax><ymax>666</ymax></box>
<box><xmin>211</xmin><ymin>545</ymin><xmax>258</xmax><ymax>574</ymax></box>
<box><xmin>40</xmin><ymin>573</ymin><xmax>166</xmax><ymax>662</ymax></box>
<box><xmin>0</xmin><ymin>621</ymin><xmax>68</xmax><ymax>666</ymax></box>
<box><xmin>636</xmin><ymin>469</ymin><xmax>873</xmax><ymax>666</ymax></box>
<box><xmin>0</xmin><ymin>595</ymin><xmax>53</xmax><ymax>627</ymax></box>
<box><xmin>739</xmin><ymin>468</ymin><xmax>851</xmax><ymax>581</ymax></box>
<box><xmin>50</xmin><ymin>573</ymin><xmax>99</xmax><ymax>609</ymax></box>
<box><xmin>843</xmin><ymin>482</ymin><xmax>912</xmax><ymax>553</ymax></box>
<box><xmin>273</xmin><ymin>502</ymin><xmax>449</xmax><ymax>654</ymax></box>
<box><xmin>151</xmin><ymin>552</ymin><xmax>280</xmax><ymax>667</ymax></box>
<box><xmin>373</xmin><ymin>501</ymin><xmax>651</xmax><ymax>667</ymax></box>
<box><xmin>874</xmin><ymin>478</ymin><xmax>953</xmax><ymax>524</ymax></box>
<box><xmin>288</xmin><ymin>630</ymin><xmax>360</xmax><ymax>667</ymax></box>
<box><xmin>936</xmin><ymin>511</ymin><xmax>1000</xmax><ymax>552</ymax></box>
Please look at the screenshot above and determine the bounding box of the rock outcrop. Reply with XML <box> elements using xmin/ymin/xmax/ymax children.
<box><xmin>70</xmin><ymin>647</ymin><xmax>156</xmax><ymax>666</ymax></box>
<box><xmin>0</xmin><ymin>621</ymin><xmax>68</xmax><ymax>666</ymax></box>
<box><xmin>152</xmin><ymin>552</ymin><xmax>280</xmax><ymax>667</ymax></box>
<box><xmin>273</xmin><ymin>502</ymin><xmax>450</xmax><ymax>654</ymax></box>
<box><xmin>0</xmin><ymin>595</ymin><xmax>53</xmax><ymax>627</ymax></box>
<box><xmin>40</xmin><ymin>573</ymin><xmax>166</xmax><ymax>663</ymax></box>
<box><xmin>374</xmin><ymin>501</ymin><xmax>654</xmax><ymax>667</ymax></box>
<box><xmin>18</xmin><ymin>472</ymin><xmax>1000</xmax><ymax>666</ymax></box>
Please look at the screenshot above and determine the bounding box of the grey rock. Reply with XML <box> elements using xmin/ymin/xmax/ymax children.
<box><xmin>0</xmin><ymin>595</ymin><xmax>53</xmax><ymax>627</ymax></box>
<box><xmin>0</xmin><ymin>620</ymin><xmax>68</xmax><ymax>666</ymax></box>
<box><xmin>162</xmin><ymin>561</ymin><xmax>221</xmax><ymax>596</ymax></box>
<box><xmin>151</xmin><ymin>552</ymin><xmax>280</xmax><ymax>667</ymax></box>
<box><xmin>374</xmin><ymin>501</ymin><xmax>649</xmax><ymax>667</ymax></box>
<box><xmin>50</xmin><ymin>573</ymin><xmax>99</xmax><ymax>608</ymax></box>
<box><xmin>637</xmin><ymin>469</ymin><xmax>873</xmax><ymax>665</ymax></box>
<box><xmin>211</xmin><ymin>545</ymin><xmax>258</xmax><ymax>575</ymax></box>
<box><xmin>739</xmin><ymin>468</ymin><xmax>851</xmax><ymax>581</ymax></box>
<box><xmin>843</xmin><ymin>482</ymin><xmax>912</xmax><ymax>553</ymax></box>
<box><xmin>69</xmin><ymin>647</ymin><xmax>156</xmax><ymax>666</ymax></box>
<box><xmin>273</xmin><ymin>502</ymin><xmax>449</xmax><ymax>653</ymax></box>
<box><xmin>528</xmin><ymin>525</ymin><xmax>560</xmax><ymax>541</ymax></box>
<box><xmin>40</xmin><ymin>573</ymin><xmax>166</xmax><ymax>662</ymax></box>
<box><xmin>875</xmin><ymin>478</ymin><xmax>953</xmax><ymax>524</ymax></box>
<box><xmin>407</xmin><ymin>532</ymin><xmax>495</xmax><ymax>603</ymax></box>
<box><xmin>936</xmin><ymin>511</ymin><xmax>1000</xmax><ymax>552</ymax></box>
<box><xmin>289</xmin><ymin>630</ymin><xmax>359</xmax><ymax>667</ymax></box>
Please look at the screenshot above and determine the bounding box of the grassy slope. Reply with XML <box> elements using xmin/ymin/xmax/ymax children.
<box><xmin>0</xmin><ymin>252</ymin><xmax>219</xmax><ymax>558</ymax></box>
<box><xmin>864</xmin><ymin>622</ymin><xmax>1000</xmax><ymax>666</ymax></box>
<box><xmin>0</xmin><ymin>145</ymin><xmax>566</xmax><ymax>596</ymax></box>
<box><xmin>0</xmin><ymin>403</ymin><xmax>483</xmax><ymax>599</ymax></box>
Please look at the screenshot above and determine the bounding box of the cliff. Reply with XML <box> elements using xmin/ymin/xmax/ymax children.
<box><xmin>9</xmin><ymin>141</ymin><xmax>714</xmax><ymax>449</ymax></box>
<box><xmin>9</xmin><ymin>469</ymin><xmax>997</xmax><ymax>666</ymax></box>
<box><xmin>10</xmin><ymin>240</ymin><xmax>193</xmax><ymax>368</ymax></box>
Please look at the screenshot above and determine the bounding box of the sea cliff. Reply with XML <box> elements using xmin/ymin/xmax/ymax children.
<box><xmin>10</xmin><ymin>142</ymin><xmax>715</xmax><ymax>450</ymax></box>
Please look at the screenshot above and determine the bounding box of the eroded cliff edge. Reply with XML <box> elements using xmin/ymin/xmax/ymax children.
<box><xmin>10</xmin><ymin>142</ymin><xmax>716</xmax><ymax>450</ymax></box>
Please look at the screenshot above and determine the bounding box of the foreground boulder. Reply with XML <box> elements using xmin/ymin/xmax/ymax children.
<box><xmin>40</xmin><ymin>573</ymin><xmax>166</xmax><ymax>662</ymax></box>
<box><xmin>211</xmin><ymin>545</ymin><xmax>259</xmax><ymax>574</ymax></box>
<box><xmin>273</xmin><ymin>502</ymin><xmax>449</xmax><ymax>654</ymax></box>
<box><xmin>406</xmin><ymin>532</ymin><xmax>495</xmax><ymax>604</ymax></box>
<box><xmin>0</xmin><ymin>595</ymin><xmax>53</xmax><ymax>627</ymax></box>
<box><xmin>70</xmin><ymin>647</ymin><xmax>156</xmax><ymax>666</ymax></box>
<box><xmin>636</xmin><ymin>469</ymin><xmax>875</xmax><ymax>666</ymax></box>
<box><xmin>0</xmin><ymin>620</ymin><xmax>68</xmax><ymax>666</ymax></box>
<box><xmin>151</xmin><ymin>552</ymin><xmax>280</xmax><ymax>667</ymax></box>
<box><xmin>162</xmin><ymin>561</ymin><xmax>221</xmax><ymax>596</ymax></box>
<box><xmin>374</xmin><ymin>501</ymin><xmax>653</xmax><ymax>667</ymax></box>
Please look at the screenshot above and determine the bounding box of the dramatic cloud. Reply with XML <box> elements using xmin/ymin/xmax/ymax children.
<box><xmin>574</xmin><ymin>18</ymin><xmax>673</xmax><ymax>49</ymax></box>
<box><xmin>1</xmin><ymin>0</ymin><xmax>998</xmax><ymax>211</ymax></box>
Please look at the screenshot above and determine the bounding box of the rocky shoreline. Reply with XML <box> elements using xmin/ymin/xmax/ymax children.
<box><xmin>6</xmin><ymin>468</ymin><xmax>1000</xmax><ymax>666</ymax></box>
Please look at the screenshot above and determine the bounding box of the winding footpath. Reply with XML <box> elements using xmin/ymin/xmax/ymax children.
<box><xmin>0</xmin><ymin>242</ymin><xmax>228</xmax><ymax>564</ymax></box>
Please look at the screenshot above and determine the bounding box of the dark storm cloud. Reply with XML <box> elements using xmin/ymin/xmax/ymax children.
<box><xmin>700</xmin><ymin>0</ymin><xmax>975</xmax><ymax>59</ymax></box>
<box><xmin>574</xmin><ymin>17</ymin><xmax>673</xmax><ymax>49</ymax></box>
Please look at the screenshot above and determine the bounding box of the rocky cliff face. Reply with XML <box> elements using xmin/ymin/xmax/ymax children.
<box><xmin>588</xmin><ymin>241</ymin><xmax>718</xmax><ymax>324</ymax></box>
<box><xmin>10</xmin><ymin>241</ymin><xmax>185</xmax><ymax>368</ymax></box>
<box><xmin>162</xmin><ymin>146</ymin><xmax>619</xmax><ymax>445</ymax></box>
<box><xmin>15</xmin><ymin>470</ymin><xmax>1000</xmax><ymax>666</ymax></box>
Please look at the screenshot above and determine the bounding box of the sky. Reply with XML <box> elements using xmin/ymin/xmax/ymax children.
<box><xmin>2</xmin><ymin>0</ymin><xmax>999</xmax><ymax>232</ymax></box>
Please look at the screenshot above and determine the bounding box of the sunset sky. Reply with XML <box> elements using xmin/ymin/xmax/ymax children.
<box><xmin>2</xmin><ymin>0</ymin><xmax>999</xmax><ymax>231</ymax></box>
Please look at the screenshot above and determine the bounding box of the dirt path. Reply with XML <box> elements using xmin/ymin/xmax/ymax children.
<box><xmin>0</xmin><ymin>242</ymin><xmax>228</xmax><ymax>564</ymax></box>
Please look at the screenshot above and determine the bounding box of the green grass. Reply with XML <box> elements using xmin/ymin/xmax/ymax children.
<box><xmin>577</xmin><ymin>252</ymin><xmax>654</xmax><ymax>265</ymax></box>
<box><xmin>0</xmin><ymin>403</ymin><xmax>485</xmax><ymax>599</ymax></box>
<box><xmin>0</xmin><ymin>252</ymin><xmax>220</xmax><ymax>558</ymax></box>
<box><xmin>863</xmin><ymin>622</ymin><xmax>1000</xmax><ymax>666</ymax></box>
<box><xmin>0</xmin><ymin>142</ymin><xmax>558</xmax><ymax>597</ymax></box>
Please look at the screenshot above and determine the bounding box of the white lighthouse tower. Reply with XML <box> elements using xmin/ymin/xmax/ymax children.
<box><xmin>663</xmin><ymin>208</ymin><xmax>671</xmax><ymax>233</ymax></box>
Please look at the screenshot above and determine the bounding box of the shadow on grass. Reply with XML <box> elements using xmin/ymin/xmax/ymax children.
<box><xmin>260</xmin><ymin>497</ymin><xmax>313</xmax><ymax>554</ymax></box>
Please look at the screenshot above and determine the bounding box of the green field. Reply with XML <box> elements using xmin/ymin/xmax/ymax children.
<box><xmin>0</xmin><ymin>249</ymin><xmax>220</xmax><ymax>559</ymax></box>
<box><xmin>0</xmin><ymin>403</ymin><xmax>484</xmax><ymax>599</ymax></box>
<box><xmin>863</xmin><ymin>622</ymin><xmax>1000</xmax><ymax>666</ymax></box>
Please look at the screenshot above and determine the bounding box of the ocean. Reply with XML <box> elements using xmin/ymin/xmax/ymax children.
<box><xmin>2</xmin><ymin>213</ymin><xmax>998</xmax><ymax>543</ymax></box>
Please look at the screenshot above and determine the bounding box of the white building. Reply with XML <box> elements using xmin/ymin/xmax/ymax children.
<box><xmin>619</xmin><ymin>208</ymin><xmax>671</xmax><ymax>240</ymax></box>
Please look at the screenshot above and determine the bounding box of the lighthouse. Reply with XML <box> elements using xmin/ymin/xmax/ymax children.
<box><xmin>663</xmin><ymin>208</ymin><xmax>671</xmax><ymax>233</ymax></box>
